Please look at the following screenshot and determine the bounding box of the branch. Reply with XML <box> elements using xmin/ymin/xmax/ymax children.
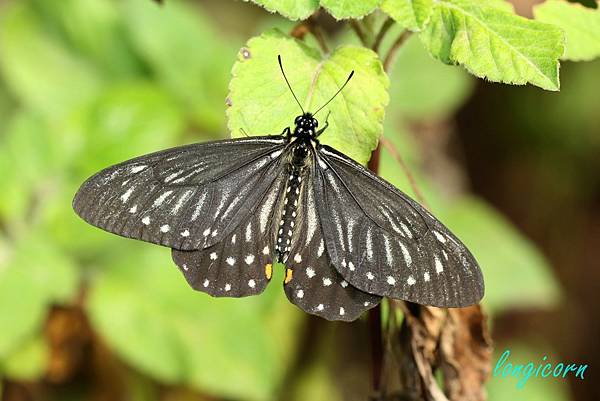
<box><xmin>290</xmin><ymin>17</ymin><xmax>329</xmax><ymax>53</ymax></box>
<box><xmin>380</xmin><ymin>136</ymin><xmax>429</xmax><ymax>209</ymax></box>
<box><xmin>372</xmin><ymin>17</ymin><xmax>395</xmax><ymax>53</ymax></box>
<box><xmin>383</xmin><ymin>30</ymin><xmax>412</xmax><ymax>72</ymax></box>
<box><xmin>350</xmin><ymin>20</ymin><xmax>370</xmax><ymax>47</ymax></box>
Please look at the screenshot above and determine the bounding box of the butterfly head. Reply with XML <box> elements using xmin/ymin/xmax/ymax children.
<box><xmin>294</xmin><ymin>113</ymin><xmax>318</xmax><ymax>137</ymax></box>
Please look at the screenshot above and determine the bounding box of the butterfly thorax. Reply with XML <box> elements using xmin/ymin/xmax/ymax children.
<box><xmin>292</xmin><ymin>113</ymin><xmax>318</xmax><ymax>138</ymax></box>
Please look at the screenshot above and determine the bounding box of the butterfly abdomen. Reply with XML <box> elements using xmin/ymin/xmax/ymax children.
<box><xmin>275</xmin><ymin>142</ymin><xmax>309</xmax><ymax>263</ymax></box>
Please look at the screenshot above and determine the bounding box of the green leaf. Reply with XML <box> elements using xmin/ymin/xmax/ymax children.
<box><xmin>73</xmin><ymin>82</ymin><xmax>184</xmax><ymax>176</ymax></box>
<box><xmin>87</xmin><ymin>246</ymin><xmax>302</xmax><ymax>401</ymax></box>
<box><xmin>438</xmin><ymin>197</ymin><xmax>562</xmax><ymax>314</ymax></box>
<box><xmin>30</xmin><ymin>0</ymin><xmax>142</xmax><ymax>77</ymax></box>
<box><xmin>534</xmin><ymin>0</ymin><xmax>600</xmax><ymax>62</ymax></box>
<box><xmin>0</xmin><ymin>2</ymin><xmax>103</xmax><ymax>119</ymax></box>
<box><xmin>123</xmin><ymin>0</ymin><xmax>238</xmax><ymax>131</ymax></box>
<box><xmin>227</xmin><ymin>30</ymin><xmax>389</xmax><ymax>165</ymax></box>
<box><xmin>1</xmin><ymin>335</ymin><xmax>48</xmax><ymax>380</ymax></box>
<box><xmin>246</xmin><ymin>0</ymin><xmax>319</xmax><ymax>20</ymax></box>
<box><xmin>321</xmin><ymin>0</ymin><xmax>382</xmax><ymax>20</ymax></box>
<box><xmin>381</xmin><ymin>0</ymin><xmax>434</xmax><ymax>31</ymax></box>
<box><xmin>0</xmin><ymin>234</ymin><xmax>78</xmax><ymax>359</ymax></box>
<box><xmin>389</xmin><ymin>35</ymin><xmax>474</xmax><ymax>119</ymax></box>
<box><xmin>248</xmin><ymin>0</ymin><xmax>382</xmax><ymax>20</ymax></box>
<box><xmin>0</xmin><ymin>113</ymin><xmax>58</xmax><ymax>221</ymax></box>
<box><xmin>419</xmin><ymin>0</ymin><xmax>564</xmax><ymax>91</ymax></box>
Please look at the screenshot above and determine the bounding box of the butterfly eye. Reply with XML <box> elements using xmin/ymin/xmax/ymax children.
<box><xmin>313</xmin><ymin>119</ymin><xmax>318</xmax><ymax>127</ymax></box>
<box><xmin>294</xmin><ymin>116</ymin><xmax>302</xmax><ymax>124</ymax></box>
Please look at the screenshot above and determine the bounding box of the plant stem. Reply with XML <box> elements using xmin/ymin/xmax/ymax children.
<box><xmin>367</xmin><ymin>146</ymin><xmax>383</xmax><ymax>396</ymax></box>
<box><xmin>383</xmin><ymin>30</ymin><xmax>412</xmax><ymax>73</ymax></box>
<box><xmin>290</xmin><ymin>17</ymin><xmax>329</xmax><ymax>54</ymax></box>
<box><xmin>372</xmin><ymin>17</ymin><xmax>394</xmax><ymax>53</ymax></box>
<box><xmin>350</xmin><ymin>20</ymin><xmax>370</xmax><ymax>47</ymax></box>
<box><xmin>380</xmin><ymin>137</ymin><xmax>429</xmax><ymax>208</ymax></box>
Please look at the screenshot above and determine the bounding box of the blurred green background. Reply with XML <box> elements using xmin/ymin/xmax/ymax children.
<box><xmin>0</xmin><ymin>0</ymin><xmax>597</xmax><ymax>400</ymax></box>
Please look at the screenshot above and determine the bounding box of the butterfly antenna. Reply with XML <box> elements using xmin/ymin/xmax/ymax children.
<box><xmin>313</xmin><ymin>70</ymin><xmax>354</xmax><ymax>116</ymax></box>
<box><xmin>278</xmin><ymin>55</ymin><xmax>305</xmax><ymax>114</ymax></box>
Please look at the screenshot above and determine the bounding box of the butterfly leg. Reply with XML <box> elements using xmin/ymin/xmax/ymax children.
<box><xmin>281</xmin><ymin>126</ymin><xmax>292</xmax><ymax>138</ymax></box>
<box><xmin>315</xmin><ymin>112</ymin><xmax>331</xmax><ymax>138</ymax></box>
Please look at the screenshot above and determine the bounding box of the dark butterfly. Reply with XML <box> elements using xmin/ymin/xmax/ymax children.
<box><xmin>73</xmin><ymin>56</ymin><xmax>484</xmax><ymax>321</ymax></box>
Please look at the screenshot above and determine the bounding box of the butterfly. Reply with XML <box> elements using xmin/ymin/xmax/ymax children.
<box><xmin>73</xmin><ymin>56</ymin><xmax>484</xmax><ymax>321</ymax></box>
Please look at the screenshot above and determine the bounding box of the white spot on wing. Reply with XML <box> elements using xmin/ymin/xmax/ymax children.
<box><xmin>367</xmin><ymin>272</ymin><xmax>374</xmax><ymax>280</ymax></box>
<box><xmin>435</xmin><ymin>256</ymin><xmax>444</xmax><ymax>273</ymax></box>
<box><xmin>407</xmin><ymin>276</ymin><xmax>416</xmax><ymax>285</ymax></box>
<box><xmin>225</xmin><ymin>283</ymin><xmax>231</xmax><ymax>292</ymax></box>
<box><xmin>203</xmin><ymin>228</ymin><xmax>211</xmax><ymax>236</ymax></box>
<box><xmin>306</xmin><ymin>267</ymin><xmax>315</xmax><ymax>278</ymax></box>
<box><xmin>153</xmin><ymin>190</ymin><xmax>174</xmax><ymax>207</ymax></box>
<box><xmin>248</xmin><ymin>279</ymin><xmax>256</xmax><ymax>288</ymax></box>
<box><xmin>316</xmin><ymin>304</ymin><xmax>324</xmax><ymax>311</ymax></box>
<box><xmin>347</xmin><ymin>218</ymin><xmax>356</xmax><ymax>252</ymax></box>
<box><xmin>203</xmin><ymin>279</ymin><xmax>209</xmax><ymax>287</ymax></box>
<box><xmin>160</xmin><ymin>224</ymin><xmax>170</xmax><ymax>233</ymax></box>
<box><xmin>294</xmin><ymin>254</ymin><xmax>302</xmax><ymax>263</ymax></box>
<box><xmin>131</xmin><ymin>165</ymin><xmax>147</xmax><ymax>173</ymax></box>
<box><xmin>245</xmin><ymin>222</ymin><xmax>252</xmax><ymax>242</ymax></box>
<box><xmin>259</xmin><ymin>186</ymin><xmax>279</xmax><ymax>233</ymax></box>
<box><xmin>172</xmin><ymin>190</ymin><xmax>193</xmax><ymax>214</ymax></box>
<box><xmin>424</xmin><ymin>272</ymin><xmax>430</xmax><ymax>282</ymax></box>
<box><xmin>400</xmin><ymin>222</ymin><xmax>413</xmax><ymax>238</ymax></box>
<box><xmin>399</xmin><ymin>241</ymin><xmax>412</xmax><ymax>266</ymax></box>
<box><xmin>226</xmin><ymin>257</ymin><xmax>235</xmax><ymax>266</ymax></box>
<box><xmin>381</xmin><ymin>207</ymin><xmax>402</xmax><ymax>235</ymax></box>
<box><xmin>387</xmin><ymin>276</ymin><xmax>396</xmax><ymax>285</ymax></box>
<box><xmin>191</xmin><ymin>192</ymin><xmax>208</xmax><ymax>221</ymax></box>
<box><xmin>433</xmin><ymin>230</ymin><xmax>446</xmax><ymax>243</ymax></box>
<box><xmin>210</xmin><ymin>252</ymin><xmax>217</xmax><ymax>260</ymax></box>
<box><xmin>305</xmin><ymin>189</ymin><xmax>318</xmax><ymax>245</ymax></box>
<box><xmin>129</xmin><ymin>205</ymin><xmax>137</xmax><ymax>213</ymax></box>
<box><xmin>142</xmin><ymin>216</ymin><xmax>150</xmax><ymax>225</ymax></box>
<box><xmin>383</xmin><ymin>235</ymin><xmax>393</xmax><ymax>266</ymax></box>
<box><xmin>348</xmin><ymin>261</ymin><xmax>355</xmax><ymax>271</ymax></box>
<box><xmin>297</xmin><ymin>289</ymin><xmax>304</xmax><ymax>298</ymax></box>
<box><xmin>270</xmin><ymin>149</ymin><xmax>283</xmax><ymax>159</ymax></box>
<box><xmin>340</xmin><ymin>280</ymin><xmax>348</xmax><ymax>288</ymax></box>
<box><xmin>164</xmin><ymin>169</ymin><xmax>184</xmax><ymax>183</ymax></box>
<box><xmin>366</xmin><ymin>228</ymin><xmax>374</xmax><ymax>260</ymax></box>
<box><xmin>339</xmin><ymin>307</ymin><xmax>345</xmax><ymax>316</ymax></box>
<box><xmin>317</xmin><ymin>240</ymin><xmax>325</xmax><ymax>257</ymax></box>
<box><xmin>262</xmin><ymin>246</ymin><xmax>269</xmax><ymax>255</ymax></box>
<box><xmin>245</xmin><ymin>255</ymin><xmax>255</xmax><ymax>265</ymax></box>
<box><xmin>323</xmin><ymin>278</ymin><xmax>332</xmax><ymax>286</ymax></box>
<box><xmin>120</xmin><ymin>187</ymin><xmax>134</xmax><ymax>203</ymax></box>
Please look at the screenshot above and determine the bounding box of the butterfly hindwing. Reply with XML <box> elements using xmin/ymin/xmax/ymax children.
<box><xmin>283</xmin><ymin>164</ymin><xmax>382</xmax><ymax>321</ymax></box>
<box><xmin>73</xmin><ymin>137</ymin><xmax>286</xmax><ymax>251</ymax></box>
<box><xmin>315</xmin><ymin>145</ymin><xmax>484</xmax><ymax>307</ymax></box>
<box><xmin>171</xmin><ymin>169</ymin><xmax>287</xmax><ymax>297</ymax></box>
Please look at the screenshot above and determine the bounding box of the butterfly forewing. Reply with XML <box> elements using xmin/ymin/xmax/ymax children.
<box><xmin>73</xmin><ymin>137</ymin><xmax>286</xmax><ymax>251</ymax></box>
<box><xmin>283</xmin><ymin>165</ymin><xmax>381</xmax><ymax>321</ymax></box>
<box><xmin>315</xmin><ymin>145</ymin><xmax>484</xmax><ymax>307</ymax></box>
<box><xmin>170</xmin><ymin>166</ymin><xmax>288</xmax><ymax>297</ymax></box>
